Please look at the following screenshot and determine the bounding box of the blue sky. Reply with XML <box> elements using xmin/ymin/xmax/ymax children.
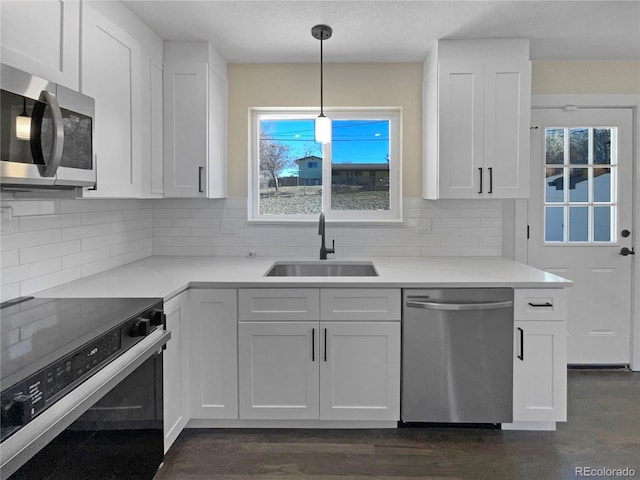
<box><xmin>261</xmin><ymin>118</ymin><xmax>390</xmax><ymax>167</ymax></box>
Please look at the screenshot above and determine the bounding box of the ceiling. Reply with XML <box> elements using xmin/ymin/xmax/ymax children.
<box><xmin>122</xmin><ymin>0</ymin><xmax>640</xmax><ymax>63</ymax></box>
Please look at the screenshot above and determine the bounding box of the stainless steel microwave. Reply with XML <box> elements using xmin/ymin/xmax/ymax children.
<box><xmin>1</xmin><ymin>64</ymin><xmax>95</xmax><ymax>189</ymax></box>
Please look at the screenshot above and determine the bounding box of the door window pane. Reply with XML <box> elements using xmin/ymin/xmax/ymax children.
<box><xmin>330</xmin><ymin>119</ymin><xmax>390</xmax><ymax>211</ymax></box>
<box><xmin>594</xmin><ymin>206</ymin><xmax>612</xmax><ymax>242</ymax></box>
<box><xmin>545</xmin><ymin>128</ymin><xmax>564</xmax><ymax>164</ymax></box>
<box><xmin>543</xmin><ymin>126</ymin><xmax>617</xmax><ymax>245</ymax></box>
<box><xmin>545</xmin><ymin>168</ymin><xmax>564</xmax><ymax>203</ymax></box>
<box><xmin>593</xmin><ymin>168</ymin><xmax>611</xmax><ymax>202</ymax></box>
<box><xmin>569</xmin><ymin>128</ymin><xmax>588</xmax><ymax>165</ymax></box>
<box><xmin>545</xmin><ymin>207</ymin><xmax>564</xmax><ymax>242</ymax></box>
<box><xmin>569</xmin><ymin>206</ymin><xmax>588</xmax><ymax>241</ymax></box>
<box><xmin>593</xmin><ymin>128</ymin><xmax>612</xmax><ymax>164</ymax></box>
<box><xmin>569</xmin><ymin>168</ymin><xmax>588</xmax><ymax>202</ymax></box>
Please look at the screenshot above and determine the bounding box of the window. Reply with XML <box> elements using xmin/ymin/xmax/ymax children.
<box><xmin>249</xmin><ymin>108</ymin><xmax>401</xmax><ymax>223</ymax></box>
<box><xmin>543</xmin><ymin>126</ymin><xmax>617</xmax><ymax>243</ymax></box>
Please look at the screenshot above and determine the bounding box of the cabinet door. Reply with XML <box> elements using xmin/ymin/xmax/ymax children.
<box><xmin>483</xmin><ymin>61</ymin><xmax>531</xmax><ymax>198</ymax></box>
<box><xmin>163</xmin><ymin>292</ymin><xmax>190</xmax><ymax>453</ymax></box>
<box><xmin>189</xmin><ymin>289</ymin><xmax>238</xmax><ymax>419</ymax></box>
<box><xmin>140</xmin><ymin>56</ymin><xmax>164</xmax><ymax>197</ymax></box>
<box><xmin>238</xmin><ymin>322</ymin><xmax>319</xmax><ymax>420</ymax></box>
<box><xmin>81</xmin><ymin>3</ymin><xmax>142</xmax><ymax>197</ymax></box>
<box><xmin>163</xmin><ymin>62</ymin><xmax>208</xmax><ymax>197</ymax></box>
<box><xmin>0</xmin><ymin>0</ymin><xmax>80</xmax><ymax>90</ymax></box>
<box><xmin>320</xmin><ymin>322</ymin><xmax>400</xmax><ymax>421</ymax></box>
<box><xmin>512</xmin><ymin>321</ymin><xmax>567</xmax><ymax>422</ymax></box>
<box><xmin>207</xmin><ymin>67</ymin><xmax>228</xmax><ymax>198</ymax></box>
<box><xmin>437</xmin><ymin>61</ymin><xmax>484</xmax><ymax>199</ymax></box>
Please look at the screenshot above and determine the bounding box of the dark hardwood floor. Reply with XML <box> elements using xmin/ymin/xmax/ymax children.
<box><xmin>155</xmin><ymin>370</ymin><xmax>640</xmax><ymax>479</ymax></box>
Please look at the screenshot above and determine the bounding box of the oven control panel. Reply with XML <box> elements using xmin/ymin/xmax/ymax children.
<box><xmin>1</xmin><ymin>302</ymin><xmax>165</xmax><ymax>442</ymax></box>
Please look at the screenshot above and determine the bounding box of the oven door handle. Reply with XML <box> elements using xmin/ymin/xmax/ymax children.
<box><xmin>0</xmin><ymin>329</ymin><xmax>171</xmax><ymax>479</ymax></box>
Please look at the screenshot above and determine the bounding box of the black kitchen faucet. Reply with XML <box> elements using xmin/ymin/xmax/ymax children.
<box><xmin>318</xmin><ymin>212</ymin><xmax>335</xmax><ymax>260</ymax></box>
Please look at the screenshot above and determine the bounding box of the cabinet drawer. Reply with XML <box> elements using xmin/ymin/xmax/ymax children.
<box><xmin>320</xmin><ymin>289</ymin><xmax>401</xmax><ymax>321</ymax></box>
<box><xmin>239</xmin><ymin>289</ymin><xmax>319</xmax><ymax>321</ymax></box>
<box><xmin>514</xmin><ymin>289</ymin><xmax>567</xmax><ymax>321</ymax></box>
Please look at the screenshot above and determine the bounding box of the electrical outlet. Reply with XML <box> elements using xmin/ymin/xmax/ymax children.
<box><xmin>221</xmin><ymin>219</ymin><xmax>235</xmax><ymax>235</ymax></box>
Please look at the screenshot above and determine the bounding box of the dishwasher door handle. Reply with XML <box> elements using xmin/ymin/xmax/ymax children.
<box><xmin>405</xmin><ymin>299</ymin><xmax>513</xmax><ymax>311</ymax></box>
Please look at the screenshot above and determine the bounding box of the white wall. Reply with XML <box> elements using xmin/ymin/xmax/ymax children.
<box><xmin>0</xmin><ymin>193</ymin><xmax>152</xmax><ymax>301</ymax></box>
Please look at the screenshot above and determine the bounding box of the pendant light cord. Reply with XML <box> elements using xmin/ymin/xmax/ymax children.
<box><xmin>320</xmin><ymin>36</ymin><xmax>325</xmax><ymax>117</ymax></box>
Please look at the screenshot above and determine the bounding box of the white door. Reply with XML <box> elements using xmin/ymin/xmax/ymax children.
<box><xmin>437</xmin><ymin>61</ymin><xmax>485</xmax><ymax>199</ymax></box>
<box><xmin>512</xmin><ymin>321</ymin><xmax>567</xmax><ymax>423</ymax></box>
<box><xmin>189</xmin><ymin>289</ymin><xmax>238</xmax><ymax>420</ymax></box>
<box><xmin>163</xmin><ymin>62</ymin><xmax>208</xmax><ymax>197</ymax></box>
<box><xmin>319</xmin><ymin>322</ymin><xmax>400</xmax><ymax>421</ymax></box>
<box><xmin>163</xmin><ymin>292</ymin><xmax>190</xmax><ymax>453</ymax></box>
<box><xmin>528</xmin><ymin>108</ymin><xmax>634</xmax><ymax>364</ymax></box>
<box><xmin>81</xmin><ymin>3</ymin><xmax>143</xmax><ymax>197</ymax></box>
<box><xmin>238</xmin><ymin>322</ymin><xmax>319</xmax><ymax>420</ymax></box>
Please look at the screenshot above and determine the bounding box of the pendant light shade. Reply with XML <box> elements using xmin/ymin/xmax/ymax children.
<box><xmin>311</xmin><ymin>24</ymin><xmax>332</xmax><ymax>144</ymax></box>
<box><xmin>314</xmin><ymin>114</ymin><xmax>331</xmax><ymax>144</ymax></box>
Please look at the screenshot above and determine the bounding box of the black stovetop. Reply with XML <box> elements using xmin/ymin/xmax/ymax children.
<box><xmin>1</xmin><ymin>297</ymin><xmax>161</xmax><ymax>390</ymax></box>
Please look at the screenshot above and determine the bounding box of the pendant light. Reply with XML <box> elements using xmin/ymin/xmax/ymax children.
<box><xmin>311</xmin><ymin>24</ymin><xmax>332</xmax><ymax>144</ymax></box>
<box><xmin>15</xmin><ymin>97</ymin><xmax>30</xmax><ymax>140</ymax></box>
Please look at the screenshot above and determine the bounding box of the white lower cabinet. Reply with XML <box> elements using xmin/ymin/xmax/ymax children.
<box><xmin>238</xmin><ymin>321</ymin><xmax>400</xmax><ymax>421</ymax></box>
<box><xmin>512</xmin><ymin>321</ymin><xmax>567</xmax><ymax>423</ymax></box>
<box><xmin>320</xmin><ymin>322</ymin><xmax>400</xmax><ymax>421</ymax></box>
<box><xmin>504</xmin><ymin>288</ymin><xmax>568</xmax><ymax>430</ymax></box>
<box><xmin>237</xmin><ymin>288</ymin><xmax>401</xmax><ymax>422</ymax></box>
<box><xmin>163</xmin><ymin>292</ymin><xmax>190</xmax><ymax>452</ymax></box>
<box><xmin>238</xmin><ymin>321</ymin><xmax>319</xmax><ymax>420</ymax></box>
<box><xmin>189</xmin><ymin>289</ymin><xmax>238</xmax><ymax>419</ymax></box>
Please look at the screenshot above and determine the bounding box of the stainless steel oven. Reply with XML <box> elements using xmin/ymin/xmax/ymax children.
<box><xmin>0</xmin><ymin>297</ymin><xmax>170</xmax><ymax>480</ymax></box>
<box><xmin>0</xmin><ymin>64</ymin><xmax>95</xmax><ymax>189</ymax></box>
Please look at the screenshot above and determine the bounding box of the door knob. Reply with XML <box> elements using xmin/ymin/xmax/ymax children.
<box><xmin>619</xmin><ymin>247</ymin><xmax>635</xmax><ymax>256</ymax></box>
<box><xmin>621</xmin><ymin>229</ymin><xmax>631</xmax><ymax>238</ymax></box>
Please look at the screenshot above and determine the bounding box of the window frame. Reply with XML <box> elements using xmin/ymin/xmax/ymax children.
<box><xmin>248</xmin><ymin>107</ymin><xmax>402</xmax><ymax>224</ymax></box>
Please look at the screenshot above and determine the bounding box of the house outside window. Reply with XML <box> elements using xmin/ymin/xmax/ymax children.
<box><xmin>249</xmin><ymin>108</ymin><xmax>401</xmax><ymax>223</ymax></box>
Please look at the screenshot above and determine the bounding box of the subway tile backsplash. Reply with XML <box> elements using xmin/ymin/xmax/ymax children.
<box><xmin>0</xmin><ymin>194</ymin><xmax>152</xmax><ymax>301</ymax></box>
<box><xmin>0</xmin><ymin>196</ymin><xmax>502</xmax><ymax>300</ymax></box>
<box><xmin>151</xmin><ymin>197</ymin><xmax>502</xmax><ymax>259</ymax></box>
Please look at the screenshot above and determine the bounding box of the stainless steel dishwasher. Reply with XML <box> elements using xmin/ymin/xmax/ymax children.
<box><xmin>401</xmin><ymin>289</ymin><xmax>514</xmax><ymax>424</ymax></box>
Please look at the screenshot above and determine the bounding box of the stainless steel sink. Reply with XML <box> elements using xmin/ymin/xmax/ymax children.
<box><xmin>264</xmin><ymin>261</ymin><xmax>378</xmax><ymax>277</ymax></box>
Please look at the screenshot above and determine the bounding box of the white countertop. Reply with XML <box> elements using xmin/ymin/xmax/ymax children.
<box><xmin>36</xmin><ymin>256</ymin><xmax>571</xmax><ymax>300</ymax></box>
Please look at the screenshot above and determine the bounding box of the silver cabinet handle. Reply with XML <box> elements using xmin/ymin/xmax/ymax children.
<box><xmin>198</xmin><ymin>166</ymin><xmax>204</xmax><ymax>193</ymax></box>
<box><xmin>405</xmin><ymin>299</ymin><xmax>513</xmax><ymax>311</ymax></box>
<box><xmin>311</xmin><ymin>328</ymin><xmax>315</xmax><ymax>362</ymax></box>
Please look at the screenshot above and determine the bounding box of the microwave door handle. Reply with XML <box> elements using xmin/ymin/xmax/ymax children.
<box><xmin>33</xmin><ymin>90</ymin><xmax>64</xmax><ymax>177</ymax></box>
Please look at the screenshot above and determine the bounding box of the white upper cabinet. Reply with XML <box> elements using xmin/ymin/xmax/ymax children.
<box><xmin>0</xmin><ymin>0</ymin><xmax>81</xmax><ymax>90</ymax></box>
<box><xmin>423</xmin><ymin>39</ymin><xmax>531</xmax><ymax>199</ymax></box>
<box><xmin>164</xmin><ymin>41</ymin><xmax>228</xmax><ymax>198</ymax></box>
<box><xmin>81</xmin><ymin>2</ymin><xmax>163</xmax><ymax>198</ymax></box>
